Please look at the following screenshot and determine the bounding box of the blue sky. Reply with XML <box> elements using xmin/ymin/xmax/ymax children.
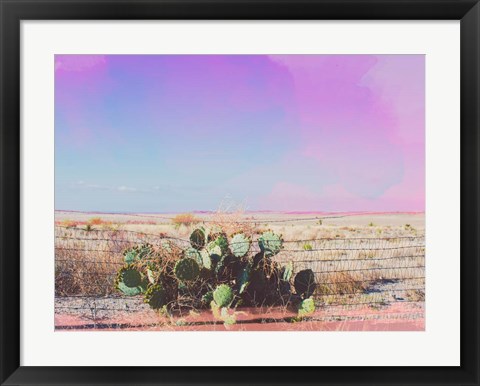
<box><xmin>55</xmin><ymin>55</ymin><xmax>424</xmax><ymax>213</ymax></box>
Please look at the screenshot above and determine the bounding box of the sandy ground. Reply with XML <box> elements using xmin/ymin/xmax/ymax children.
<box><xmin>55</xmin><ymin>210</ymin><xmax>424</xmax><ymax>241</ymax></box>
<box><xmin>55</xmin><ymin>210</ymin><xmax>425</xmax><ymax>227</ymax></box>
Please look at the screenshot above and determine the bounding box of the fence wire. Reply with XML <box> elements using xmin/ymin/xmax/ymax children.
<box><xmin>54</xmin><ymin>226</ymin><xmax>425</xmax><ymax>328</ymax></box>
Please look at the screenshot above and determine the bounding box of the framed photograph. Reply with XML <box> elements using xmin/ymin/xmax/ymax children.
<box><xmin>1</xmin><ymin>0</ymin><xmax>479</xmax><ymax>385</ymax></box>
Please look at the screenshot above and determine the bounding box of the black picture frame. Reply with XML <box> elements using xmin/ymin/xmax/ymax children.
<box><xmin>1</xmin><ymin>0</ymin><xmax>479</xmax><ymax>385</ymax></box>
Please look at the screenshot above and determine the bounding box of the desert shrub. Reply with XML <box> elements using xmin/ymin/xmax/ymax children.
<box><xmin>60</xmin><ymin>219</ymin><xmax>79</xmax><ymax>228</ymax></box>
<box><xmin>88</xmin><ymin>217</ymin><xmax>104</xmax><ymax>225</ymax></box>
<box><xmin>171</xmin><ymin>213</ymin><xmax>200</xmax><ymax>229</ymax></box>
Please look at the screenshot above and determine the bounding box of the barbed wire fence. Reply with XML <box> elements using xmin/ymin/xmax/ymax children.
<box><xmin>54</xmin><ymin>225</ymin><xmax>425</xmax><ymax>329</ymax></box>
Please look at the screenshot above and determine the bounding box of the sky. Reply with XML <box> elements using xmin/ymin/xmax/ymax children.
<box><xmin>55</xmin><ymin>55</ymin><xmax>424</xmax><ymax>213</ymax></box>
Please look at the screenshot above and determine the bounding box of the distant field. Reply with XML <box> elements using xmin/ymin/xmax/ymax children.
<box><xmin>55</xmin><ymin>210</ymin><xmax>424</xmax><ymax>240</ymax></box>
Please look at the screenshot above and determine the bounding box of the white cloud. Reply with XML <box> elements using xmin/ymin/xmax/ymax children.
<box><xmin>117</xmin><ymin>186</ymin><xmax>137</xmax><ymax>192</ymax></box>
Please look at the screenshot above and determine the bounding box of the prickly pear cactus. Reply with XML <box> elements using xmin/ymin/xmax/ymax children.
<box><xmin>123</xmin><ymin>243</ymin><xmax>154</xmax><ymax>263</ymax></box>
<box><xmin>123</xmin><ymin>247</ymin><xmax>138</xmax><ymax>264</ymax></box>
<box><xmin>144</xmin><ymin>283</ymin><xmax>168</xmax><ymax>309</ymax></box>
<box><xmin>207</xmin><ymin>234</ymin><xmax>229</xmax><ymax>256</ymax></box>
<box><xmin>297</xmin><ymin>297</ymin><xmax>315</xmax><ymax>318</ymax></box>
<box><xmin>281</xmin><ymin>261</ymin><xmax>293</xmax><ymax>282</ymax></box>
<box><xmin>184</xmin><ymin>247</ymin><xmax>203</xmax><ymax>267</ymax></box>
<box><xmin>294</xmin><ymin>269</ymin><xmax>316</xmax><ymax>298</ymax></box>
<box><xmin>258</xmin><ymin>231</ymin><xmax>283</xmax><ymax>257</ymax></box>
<box><xmin>115</xmin><ymin>265</ymin><xmax>147</xmax><ymax>296</ymax></box>
<box><xmin>201</xmin><ymin>249</ymin><xmax>213</xmax><ymax>270</ymax></box>
<box><xmin>190</xmin><ymin>227</ymin><xmax>206</xmax><ymax>250</ymax></box>
<box><xmin>146</xmin><ymin>261</ymin><xmax>161</xmax><ymax>284</ymax></box>
<box><xmin>213</xmin><ymin>284</ymin><xmax>234</xmax><ymax>307</ymax></box>
<box><xmin>174</xmin><ymin>258</ymin><xmax>200</xmax><ymax>281</ymax></box>
<box><xmin>137</xmin><ymin>243</ymin><xmax>154</xmax><ymax>259</ymax></box>
<box><xmin>229</xmin><ymin>233</ymin><xmax>251</xmax><ymax>257</ymax></box>
<box><xmin>236</xmin><ymin>264</ymin><xmax>251</xmax><ymax>294</ymax></box>
<box><xmin>201</xmin><ymin>290</ymin><xmax>214</xmax><ymax>305</ymax></box>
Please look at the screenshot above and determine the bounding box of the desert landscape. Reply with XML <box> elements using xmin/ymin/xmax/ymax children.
<box><xmin>54</xmin><ymin>54</ymin><xmax>425</xmax><ymax>331</ymax></box>
<box><xmin>55</xmin><ymin>210</ymin><xmax>425</xmax><ymax>331</ymax></box>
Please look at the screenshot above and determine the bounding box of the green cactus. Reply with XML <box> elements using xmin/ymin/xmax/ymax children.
<box><xmin>229</xmin><ymin>233</ymin><xmax>251</xmax><ymax>257</ymax></box>
<box><xmin>297</xmin><ymin>297</ymin><xmax>315</xmax><ymax>318</ymax></box>
<box><xmin>294</xmin><ymin>269</ymin><xmax>316</xmax><ymax>298</ymax></box>
<box><xmin>213</xmin><ymin>284</ymin><xmax>234</xmax><ymax>307</ymax></box>
<box><xmin>115</xmin><ymin>265</ymin><xmax>147</xmax><ymax>296</ymax></box>
<box><xmin>174</xmin><ymin>258</ymin><xmax>200</xmax><ymax>281</ymax></box>
<box><xmin>146</xmin><ymin>261</ymin><xmax>161</xmax><ymax>284</ymax></box>
<box><xmin>137</xmin><ymin>243</ymin><xmax>154</xmax><ymax>259</ymax></box>
<box><xmin>190</xmin><ymin>227</ymin><xmax>206</xmax><ymax>250</ymax></box>
<box><xmin>123</xmin><ymin>243</ymin><xmax>154</xmax><ymax>264</ymax></box>
<box><xmin>281</xmin><ymin>261</ymin><xmax>293</xmax><ymax>282</ymax></box>
<box><xmin>220</xmin><ymin>307</ymin><xmax>237</xmax><ymax>325</ymax></box>
<box><xmin>144</xmin><ymin>283</ymin><xmax>168</xmax><ymax>309</ymax></box>
<box><xmin>201</xmin><ymin>249</ymin><xmax>213</xmax><ymax>270</ymax></box>
<box><xmin>201</xmin><ymin>290</ymin><xmax>214</xmax><ymax>305</ymax></box>
<box><xmin>207</xmin><ymin>234</ymin><xmax>229</xmax><ymax>256</ymax></box>
<box><xmin>123</xmin><ymin>248</ymin><xmax>138</xmax><ymax>264</ymax></box>
<box><xmin>184</xmin><ymin>247</ymin><xmax>203</xmax><ymax>267</ymax></box>
<box><xmin>258</xmin><ymin>231</ymin><xmax>283</xmax><ymax>257</ymax></box>
<box><xmin>236</xmin><ymin>264</ymin><xmax>251</xmax><ymax>294</ymax></box>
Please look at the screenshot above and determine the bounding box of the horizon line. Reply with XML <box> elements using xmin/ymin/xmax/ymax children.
<box><xmin>55</xmin><ymin>209</ymin><xmax>425</xmax><ymax>216</ymax></box>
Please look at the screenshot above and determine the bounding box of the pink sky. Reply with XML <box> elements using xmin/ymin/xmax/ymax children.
<box><xmin>55</xmin><ymin>55</ymin><xmax>424</xmax><ymax>212</ymax></box>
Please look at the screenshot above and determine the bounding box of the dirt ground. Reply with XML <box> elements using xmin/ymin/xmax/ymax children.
<box><xmin>55</xmin><ymin>302</ymin><xmax>424</xmax><ymax>331</ymax></box>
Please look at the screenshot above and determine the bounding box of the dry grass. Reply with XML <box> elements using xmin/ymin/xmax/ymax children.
<box><xmin>54</xmin><ymin>211</ymin><xmax>425</xmax><ymax>310</ymax></box>
<box><xmin>55</xmin><ymin>245</ymin><xmax>122</xmax><ymax>296</ymax></box>
<box><xmin>317</xmin><ymin>272</ymin><xmax>367</xmax><ymax>296</ymax></box>
<box><xmin>208</xmin><ymin>199</ymin><xmax>257</xmax><ymax>237</ymax></box>
<box><xmin>405</xmin><ymin>289</ymin><xmax>425</xmax><ymax>302</ymax></box>
<box><xmin>171</xmin><ymin>213</ymin><xmax>200</xmax><ymax>229</ymax></box>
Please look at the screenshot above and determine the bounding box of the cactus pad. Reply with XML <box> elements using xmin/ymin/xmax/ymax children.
<box><xmin>201</xmin><ymin>249</ymin><xmax>213</xmax><ymax>270</ymax></box>
<box><xmin>190</xmin><ymin>228</ymin><xmax>206</xmax><ymax>250</ymax></box>
<box><xmin>123</xmin><ymin>243</ymin><xmax>154</xmax><ymax>264</ymax></box>
<box><xmin>294</xmin><ymin>269</ymin><xmax>316</xmax><ymax>298</ymax></box>
<box><xmin>236</xmin><ymin>264</ymin><xmax>251</xmax><ymax>294</ymax></box>
<box><xmin>229</xmin><ymin>233</ymin><xmax>251</xmax><ymax>257</ymax></box>
<box><xmin>281</xmin><ymin>261</ymin><xmax>293</xmax><ymax>282</ymax></box>
<box><xmin>184</xmin><ymin>247</ymin><xmax>203</xmax><ymax>267</ymax></box>
<box><xmin>144</xmin><ymin>283</ymin><xmax>168</xmax><ymax>309</ymax></box>
<box><xmin>174</xmin><ymin>258</ymin><xmax>200</xmax><ymax>281</ymax></box>
<box><xmin>213</xmin><ymin>284</ymin><xmax>234</xmax><ymax>307</ymax></box>
<box><xmin>258</xmin><ymin>231</ymin><xmax>283</xmax><ymax>256</ymax></box>
<box><xmin>201</xmin><ymin>291</ymin><xmax>214</xmax><ymax>305</ymax></box>
<box><xmin>146</xmin><ymin>262</ymin><xmax>161</xmax><ymax>284</ymax></box>
<box><xmin>297</xmin><ymin>297</ymin><xmax>315</xmax><ymax>318</ymax></box>
<box><xmin>115</xmin><ymin>265</ymin><xmax>147</xmax><ymax>296</ymax></box>
<box><xmin>207</xmin><ymin>234</ymin><xmax>229</xmax><ymax>256</ymax></box>
<box><xmin>123</xmin><ymin>248</ymin><xmax>138</xmax><ymax>264</ymax></box>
